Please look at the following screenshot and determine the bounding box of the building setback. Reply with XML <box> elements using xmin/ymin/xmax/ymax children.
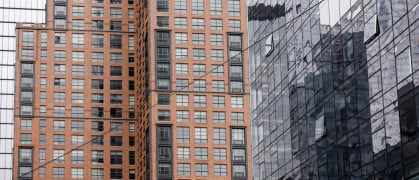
<box><xmin>248</xmin><ymin>0</ymin><xmax>419</xmax><ymax>179</ymax></box>
<box><xmin>14</xmin><ymin>0</ymin><xmax>137</xmax><ymax>179</ymax></box>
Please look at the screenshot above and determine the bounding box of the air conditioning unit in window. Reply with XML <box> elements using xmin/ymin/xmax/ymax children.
<box><xmin>234</xmin><ymin>172</ymin><xmax>245</xmax><ymax>177</ymax></box>
<box><xmin>231</xmin><ymin>88</ymin><xmax>243</xmax><ymax>93</ymax></box>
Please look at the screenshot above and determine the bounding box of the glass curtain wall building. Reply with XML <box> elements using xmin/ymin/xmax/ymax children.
<box><xmin>248</xmin><ymin>0</ymin><xmax>418</xmax><ymax>179</ymax></box>
<box><xmin>0</xmin><ymin>1</ymin><xmax>45</xmax><ymax>179</ymax></box>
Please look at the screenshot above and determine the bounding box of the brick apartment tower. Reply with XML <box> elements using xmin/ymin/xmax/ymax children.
<box><xmin>14</xmin><ymin>0</ymin><xmax>139</xmax><ymax>179</ymax></box>
<box><xmin>14</xmin><ymin>0</ymin><xmax>251</xmax><ymax>179</ymax></box>
<box><xmin>142</xmin><ymin>0</ymin><xmax>252</xmax><ymax>178</ymax></box>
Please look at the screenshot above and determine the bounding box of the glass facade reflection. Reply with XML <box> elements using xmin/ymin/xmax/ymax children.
<box><xmin>0</xmin><ymin>1</ymin><xmax>45</xmax><ymax>179</ymax></box>
<box><xmin>248</xmin><ymin>0</ymin><xmax>419</xmax><ymax>179</ymax></box>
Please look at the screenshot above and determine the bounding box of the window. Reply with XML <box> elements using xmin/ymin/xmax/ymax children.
<box><xmin>22</xmin><ymin>31</ymin><xmax>34</xmax><ymax>46</ymax></box>
<box><xmin>110</xmin><ymin>35</ymin><xmax>122</xmax><ymax>49</ymax></box>
<box><xmin>129</xmin><ymin>151</ymin><xmax>135</xmax><ymax>164</ymax></box>
<box><xmin>92</xmin><ymin>52</ymin><xmax>104</xmax><ymax>62</ymax></box>
<box><xmin>72</xmin><ymin>52</ymin><xmax>85</xmax><ymax>62</ymax></box>
<box><xmin>71</xmin><ymin>168</ymin><xmax>84</xmax><ymax>179</ymax></box>
<box><xmin>157</xmin><ymin>16</ymin><xmax>169</xmax><ymax>27</ymax></box>
<box><xmin>110</xmin><ymin>66</ymin><xmax>122</xmax><ymax>76</ymax></box>
<box><xmin>110</xmin><ymin>0</ymin><xmax>121</xmax><ymax>4</ymax></box>
<box><xmin>176</xmin><ymin>64</ymin><xmax>188</xmax><ymax>75</ymax></box>
<box><xmin>72</xmin><ymin>6</ymin><xmax>84</xmax><ymax>16</ymax></box>
<box><xmin>20</xmin><ymin>134</ymin><xmax>32</xmax><ymax>144</ymax></box>
<box><xmin>110</xmin><ymin>151</ymin><xmax>123</xmax><ymax>164</ymax></box>
<box><xmin>213</xmin><ymin>96</ymin><xmax>225</xmax><ymax>108</ymax></box>
<box><xmin>128</xmin><ymin>36</ymin><xmax>134</xmax><ymax>50</ymax></box>
<box><xmin>215</xmin><ymin>164</ymin><xmax>227</xmax><ymax>176</ymax></box>
<box><xmin>194</xmin><ymin>111</ymin><xmax>207</xmax><ymax>123</ymax></box>
<box><xmin>176</xmin><ymin>79</ymin><xmax>189</xmax><ymax>91</ymax></box>
<box><xmin>129</xmin><ymin>170</ymin><xmax>135</xmax><ymax>180</ymax></box>
<box><xmin>40</xmin><ymin>120</ymin><xmax>46</xmax><ymax>130</ymax></box>
<box><xmin>91</xmin><ymin>150</ymin><xmax>104</xmax><ymax>164</ymax></box>
<box><xmin>53</xmin><ymin>149</ymin><xmax>65</xmax><ymax>163</ymax></box>
<box><xmin>193</xmin><ymin>80</ymin><xmax>206</xmax><ymax>91</ymax></box>
<box><xmin>158</xmin><ymin>163</ymin><xmax>172</xmax><ymax>175</ymax></box>
<box><xmin>92</xmin><ymin>20</ymin><xmax>104</xmax><ymax>30</ymax></box>
<box><xmin>192</xmin><ymin>33</ymin><xmax>205</xmax><ymax>45</ymax></box>
<box><xmin>40</xmin><ymin>64</ymin><xmax>47</xmax><ymax>74</ymax></box>
<box><xmin>233</xmin><ymin>165</ymin><xmax>246</xmax><ymax>177</ymax></box>
<box><xmin>195</xmin><ymin>164</ymin><xmax>208</xmax><ymax>176</ymax></box>
<box><xmin>54</xmin><ymin>120</ymin><xmax>65</xmax><ymax>130</ymax></box>
<box><xmin>194</xmin><ymin>96</ymin><xmax>206</xmax><ymax>107</ymax></box>
<box><xmin>110</xmin><ymin>122</ymin><xmax>123</xmax><ymax>132</ymax></box>
<box><xmin>110</xmin><ymin>80</ymin><xmax>122</xmax><ymax>90</ymax></box>
<box><xmin>230</xmin><ymin>81</ymin><xmax>243</xmax><ymax>93</ymax></box>
<box><xmin>156</xmin><ymin>0</ymin><xmax>168</xmax><ymax>12</ymax></box>
<box><xmin>175</xmin><ymin>33</ymin><xmax>188</xmax><ymax>44</ymax></box>
<box><xmin>110</xmin><ymin>53</ymin><xmax>122</xmax><ymax>63</ymax></box>
<box><xmin>156</xmin><ymin>79</ymin><xmax>170</xmax><ymax>90</ymax></box>
<box><xmin>176</xmin><ymin>110</ymin><xmax>189</xmax><ymax>122</ymax></box>
<box><xmin>156</xmin><ymin>63</ymin><xmax>169</xmax><ymax>76</ymax></box>
<box><xmin>158</xmin><ymin>110</ymin><xmax>171</xmax><ymax>121</ymax></box>
<box><xmin>230</xmin><ymin>66</ymin><xmax>243</xmax><ymax>78</ymax></box>
<box><xmin>231</xmin><ymin>96</ymin><xmax>244</xmax><ymax>108</ymax></box>
<box><xmin>231</xmin><ymin>128</ymin><xmax>245</xmax><ymax>145</ymax></box>
<box><xmin>39</xmin><ymin>134</ymin><xmax>46</xmax><ymax>145</ymax></box>
<box><xmin>71</xmin><ymin>150</ymin><xmax>84</xmax><ymax>164</ymax></box>
<box><xmin>210</xmin><ymin>19</ymin><xmax>223</xmax><ymax>30</ymax></box>
<box><xmin>91</xmin><ymin>136</ymin><xmax>104</xmax><ymax>146</ymax></box>
<box><xmin>228</xmin><ymin>34</ymin><xmax>242</xmax><ymax>47</ymax></box>
<box><xmin>175</xmin><ymin>48</ymin><xmax>188</xmax><ymax>59</ymax></box>
<box><xmin>210</xmin><ymin>0</ymin><xmax>222</xmax><ymax>15</ymax></box>
<box><xmin>92</xmin><ymin>7</ymin><xmax>104</xmax><ymax>17</ymax></box>
<box><xmin>110</xmin><ymin>21</ymin><xmax>122</xmax><ymax>31</ymax></box>
<box><xmin>72</xmin><ymin>135</ymin><xmax>84</xmax><ymax>146</ymax></box>
<box><xmin>72</xmin><ymin>20</ymin><xmax>85</xmax><ymax>30</ymax></box>
<box><xmin>54</xmin><ymin>33</ymin><xmax>66</xmax><ymax>47</ymax></box>
<box><xmin>72</xmin><ymin>34</ymin><xmax>84</xmax><ymax>48</ymax></box>
<box><xmin>72</xmin><ymin>65</ymin><xmax>84</xmax><ymax>76</ymax></box>
<box><xmin>195</xmin><ymin>147</ymin><xmax>208</xmax><ymax>160</ymax></box>
<box><xmin>174</xmin><ymin>0</ymin><xmax>187</xmax><ymax>13</ymax></box>
<box><xmin>92</xmin><ymin>121</ymin><xmax>104</xmax><ymax>132</ymax></box>
<box><xmin>213</xmin><ymin>128</ymin><xmax>226</xmax><ymax>144</ymax></box>
<box><xmin>211</xmin><ymin>34</ymin><xmax>223</xmax><ymax>46</ymax></box>
<box><xmin>72</xmin><ymin>121</ymin><xmax>84</xmax><ymax>131</ymax></box>
<box><xmin>110</xmin><ymin>169</ymin><xmax>123</xmax><ymax>179</ymax></box>
<box><xmin>39</xmin><ymin>149</ymin><xmax>46</xmax><ymax>163</ymax></box>
<box><xmin>228</xmin><ymin>0</ymin><xmax>240</xmax><ymax>16</ymax></box>
<box><xmin>128</xmin><ymin>9</ymin><xmax>134</xmax><ymax>18</ymax></box>
<box><xmin>53</xmin><ymin>134</ymin><xmax>65</xmax><ymax>145</ymax></box>
<box><xmin>110</xmin><ymin>136</ymin><xmax>123</xmax><ymax>146</ymax></box>
<box><xmin>157</xmin><ymin>94</ymin><xmax>170</xmax><ymax>105</ymax></box>
<box><xmin>229</xmin><ymin>20</ymin><xmax>241</xmax><ymax>31</ymax></box>
<box><xmin>91</xmin><ymin>169</ymin><xmax>104</xmax><ymax>180</ymax></box>
<box><xmin>396</xmin><ymin>47</ymin><xmax>412</xmax><ymax>82</ymax></box>
<box><xmin>129</xmin><ymin>123</ymin><xmax>135</xmax><ymax>132</ymax></box>
<box><xmin>92</xmin><ymin>34</ymin><xmax>104</xmax><ymax>48</ymax></box>
<box><xmin>53</xmin><ymin>168</ymin><xmax>65</xmax><ymax>178</ymax></box>
<box><xmin>54</xmin><ymin>50</ymin><xmax>66</xmax><ymax>61</ymax></box>
<box><xmin>157</xmin><ymin>126</ymin><xmax>171</xmax><ymax>143</ymax></box>
<box><xmin>40</xmin><ymin>106</ymin><xmax>46</xmax><ymax>116</ymax></box>
<box><xmin>21</xmin><ymin>119</ymin><xmax>32</xmax><ymax>130</ymax></box>
<box><xmin>175</xmin><ymin>18</ymin><xmax>187</xmax><ymax>28</ymax></box>
<box><xmin>110</xmin><ymin>8</ymin><xmax>122</xmax><ymax>18</ymax></box>
<box><xmin>192</xmin><ymin>0</ymin><xmax>204</xmax><ymax>14</ymax></box>
<box><xmin>193</xmin><ymin>49</ymin><xmax>205</xmax><ymax>60</ymax></box>
<box><xmin>129</xmin><ymin>67</ymin><xmax>134</xmax><ymax>77</ymax></box>
<box><xmin>54</xmin><ymin>64</ymin><xmax>66</xmax><ymax>75</ymax></box>
<box><xmin>178</xmin><ymin>163</ymin><xmax>191</xmax><ymax>176</ymax></box>
<box><xmin>71</xmin><ymin>106</ymin><xmax>84</xmax><ymax>117</ymax></box>
<box><xmin>232</xmin><ymin>148</ymin><xmax>246</xmax><ymax>160</ymax></box>
<box><xmin>212</xmin><ymin>111</ymin><xmax>225</xmax><ymax>123</ymax></box>
<box><xmin>41</xmin><ymin>50</ymin><xmax>47</xmax><ymax>60</ymax></box>
<box><xmin>195</xmin><ymin>128</ymin><xmax>207</xmax><ymax>143</ymax></box>
<box><xmin>177</xmin><ymin>147</ymin><xmax>190</xmax><ymax>159</ymax></box>
<box><xmin>54</xmin><ymin>19</ymin><xmax>67</xmax><ymax>29</ymax></box>
<box><xmin>92</xmin><ymin>107</ymin><xmax>104</xmax><ymax>117</ymax></box>
<box><xmin>193</xmin><ymin>64</ymin><xmax>205</xmax><ymax>76</ymax></box>
<box><xmin>128</xmin><ymin>22</ymin><xmax>134</xmax><ymax>32</ymax></box>
<box><xmin>41</xmin><ymin>32</ymin><xmax>47</xmax><ymax>47</ymax></box>
<box><xmin>214</xmin><ymin>148</ymin><xmax>227</xmax><ymax>160</ymax></box>
<box><xmin>39</xmin><ymin>91</ymin><xmax>46</xmax><ymax>102</ymax></box>
<box><xmin>211</xmin><ymin>49</ymin><xmax>224</xmax><ymax>61</ymax></box>
<box><xmin>176</xmin><ymin>95</ymin><xmax>189</xmax><ymax>106</ymax></box>
<box><xmin>129</xmin><ymin>137</ymin><xmax>135</xmax><ymax>147</ymax></box>
<box><xmin>22</xmin><ymin>49</ymin><xmax>33</xmax><ymax>59</ymax></box>
<box><xmin>211</xmin><ymin>65</ymin><xmax>224</xmax><ymax>77</ymax></box>
<box><xmin>232</xmin><ymin>112</ymin><xmax>244</xmax><ymax>124</ymax></box>
<box><xmin>192</xmin><ymin>18</ymin><xmax>204</xmax><ymax>29</ymax></box>
<box><xmin>177</xmin><ymin>127</ymin><xmax>190</xmax><ymax>143</ymax></box>
<box><xmin>91</xmin><ymin>80</ymin><xmax>104</xmax><ymax>89</ymax></box>
<box><xmin>72</xmin><ymin>79</ymin><xmax>84</xmax><ymax>89</ymax></box>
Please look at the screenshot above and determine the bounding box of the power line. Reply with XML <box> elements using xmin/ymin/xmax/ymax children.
<box><xmin>21</xmin><ymin>0</ymin><xmax>325</xmax><ymax>176</ymax></box>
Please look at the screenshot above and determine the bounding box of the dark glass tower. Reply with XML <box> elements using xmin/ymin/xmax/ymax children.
<box><xmin>248</xmin><ymin>0</ymin><xmax>419</xmax><ymax>179</ymax></box>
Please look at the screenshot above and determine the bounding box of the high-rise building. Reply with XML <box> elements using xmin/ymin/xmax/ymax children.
<box><xmin>248</xmin><ymin>0</ymin><xmax>418</xmax><ymax>179</ymax></box>
<box><xmin>141</xmin><ymin>0</ymin><xmax>252</xmax><ymax>179</ymax></box>
<box><xmin>0</xmin><ymin>1</ymin><xmax>46</xmax><ymax>179</ymax></box>
<box><xmin>14</xmin><ymin>0</ymin><xmax>137</xmax><ymax>179</ymax></box>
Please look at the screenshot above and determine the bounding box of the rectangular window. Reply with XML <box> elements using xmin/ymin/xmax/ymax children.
<box><xmin>91</xmin><ymin>122</ymin><xmax>104</xmax><ymax>132</ymax></box>
<box><xmin>71</xmin><ymin>135</ymin><xmax>84</xmax><ymax>146</ymax></box>
<box><xmin>211</xmin><ymin>65</ymin><xmax>224</xmax><ymax>76</ymax></box>
<box><xmin>128</xmin><ymin>9</ymin><xmax>134</xmax><ymax>18</ymax></box>
<box><xmin>157</xmin><ymin>16</ymin><xmax>169</xmax><ymax>27</ymax></box>
<box><xmin>156</xmin><ymin>63</ymin><xmax>169</xmax><ymax>76</ymax></box>
<box><xmin>194</xmin><ymin>127</ymin><xmax>207</xmax><ymax>143</ymax></box>
<box><xmin>158</xmin><ymin>110</ymin><xmax>171</xmax><ymax>121</ymax></box>
<box><xmin>175</xmin><ymin>18</ymin><xmax>187</xmax><ymax>28</ymax></box>
<box><xmin>176</xmin><ymin>95</ymin><xmax>189</xmax><ymax>106</ymax></box>
<box><xmin>54</xmin><ymin>19</ymin><xmax>67</xmax><ymax>29</ymax></box>
<box><xmin>193</xmin><ymin>64</ymin><xmax>205</xmax><ymax>76</ymax></box>
<box><xmin>71</xmin><ymin>168</ymin><xmax>84</xmax><ymax>179</ymax></box>
<box><xmin>156</xmin><ymin>0</ymin><xmax>169</xmax><ymax>12</ymax></box>
<box><xmin>91</xmin><ymin>93</ymin><xmax>104</xmax><ymax>104</ymax></box>
<box><xmin>71</xmin><ymin>121</ymin><xmax>84</xmax><ymax>131</ymax></box>
<box><xmin>231</xmin><ymin>128</ymin><xmax>245</xmax><ymax>145</ymax></box>
<box><xmin>20</xmin><ymin>133</ymin><xmax>32</xmax><ymax>144</ymax></box>
<box><xmin>214</xmin><ymin>148</ymin><xmax>227</xmax><ymax>160</ymax></box>
<box><xmin>72</xmin><ymin>107</ymin><xmax>84</xmax><ymax>117</ymax></box>
<box><xmin>72</xmin><ymin>34</ymin><xmax>84</xmax><ymax>48</ymax></box>
<box><xmin>194</xmin><ymin>95</ymin><xmax>207</xmax><ymax>107</ymax></box>
<box><xmin>53</xmin><ymin>135</ymin><xmax>65</xmax><ymax>145</ymax></box>
<box><xmin>91</xmin><ymin>79</ymin><xmax>104</xmax><ymax>89</ymax></box>
<box><xmin>110</xmin><ymin>21</ymin><xmax>122</xmax><ymax>31</ymax></box>
<box><xmin>213</xmin><ymin>111</ymin><xmax>226</xmax><ymax>123</ymax></box>
<box><xmin>229</xmin><ymin>20</ymin><xmax>241</xmax><ymax>31</ymax></box>
<box><xmin>178</xmin><ymin>163</ymin><xmax>191</xmax><ymax>176</ymax></box>
<box><xmin>92</xmin><ymin>7</ymin><xmax>104</xmax><ymax>17</ymax></box>
<box><xmin>54</xmin><ymin>92</ymin><xmax>65</xmax><ymax>102</ymax></box>
<box><xmin>39</xmin><ymin>149</ymin><xmax>46</xmax><ymax>163</ymax></box>
<box><xmin>215</xmin><ymin>164</ymin><xmax>227</xmax><ymax>176</ymax></box>
<box><xmin>92</xmin><ymin>52</ymin><xmax>104</xmax><ymax>62</ymax></box>
<box><xmin>213</xmin><ymin>128</ymin><xmax>226</xmax><ymax>144</ymax></box>
<box><xmin>92</xmin><ymin>107</ymin><xmax>104</xmax><ymax>118</ymax></box>
<box><xmin>92</xmin><ymin>34</ymin><xmax>104</xmax><ymax>48</ymax></box>
<box><xmin>72</xmin><ymin>65</ymin><xmax>84</xmax><ymax>75</ymax></box>
<box><xmin>91</xmin><ymin>169</ymin><xmax>104</xmax><ymax>180</ymax></box>
<box><xmin>228</xmin><ymin>0</ymin><xmax>240</xmax><ymax>16</ymax></box>
<box><xmin>177</xmin><ymin>147</ymin><xmax>190</xmax><ymax>159</ymax></box>
<box><xmin>110</xmin><ymin>35</ymin><xmax>122</xmax><ymax>49</ymax></box>
<box><xmin>110</xmin><ymin>80</ymin><xmax>122</xmax><ymax>90</ymax></box>
<box><xmin>72</xmin><ymin>6</ymin><xmax>84</xmax><ymax>16</ymax></box>
<box><xmin>110</xmin><ymin>151</ymin><xmax>123</xmax><ymax>164</ymax></box>
<box><xmin>175</xmin><ymin>33</ymin><xmax>188</xmax><ymax>44</ymax></box>
<box><xmin>232</xmin><ymin>112</ymin><xmax>244</xmax><ymax>124</ymax></box>
<box><xmin>211</xmin><ymin>34</ymin><xmax>223</xmax><ymax>46</ymax></box>
<box><xmin>54</xmin><ymin>64</ymin><xmax>66</xmax><ymax>75</ymax></box>
<box><xmin>192</xmin><ymin>18</ymin><xmax>204</xmax><ymax>29</ymax></box>
<box><xmin>72</xmin><ymin>79</ymin><xmax>84</xmax><ymax>89</ymax></box>
<box><xmin>192</xmin><ymin>0</ymin><xmax>204</xmax><ymax>14</ymax></box>
<box><xmin>128</xmin><ymin>36</ymin><xmax>135</xmax><ymax>50</ymax></box>
<box><xmin>192</xmin><ymin>33</ymin><xmax>205</xmax><ymax>45</ymax></box>
<box><xmin>175</xmin><ymin>48</ymin><xmax>188</xmax><ymax>59</ymax></box>
<box><xmin>210</xmin><ymin>0</ymin><xmax>222</xmax><ymax>15</ymax></box>
<box><xmin>110</xmin><ymin>108</ymin><xmax>123</xmax><ymax>118</ymax></box>
<box><xmin>54</xmin><ymin>120</ymin><xmax>65</xmax><ymax>130</ymax></box>
<box><xmin>54</xmin><ymin>50</ymin><xmax>66</xmax><ymax>61</ymax></box>
<box><xmin>211</xmin><ymin>49</ymin><xmax>224</xmax><ymax>61</ymax></box>
<box><xmin>53</xmin><ymin>168</ymin><xmax>65</xmax><ymax>178</ymax></box>
<box><xmin>231</xmin><ymin>96</ymin><xmax>244</xmax><ymax>108</ymax></box>
<box><xmin>110</xmin><ymin>136</ymin><xmax>123</xmax><ymax>146</ymax></box>
<box><xmin>72</xmin><ymin>19</ymin><xmax>85</xmax><ymax>30</ymax></box>
<box><xmin>210</xmin><ymin>19</ymin><xmax>223</xmax><ymax>30</ymax></box>
<box><xmin>54</xmin><ymin>33</ymin><xmax>66</xmax><ymax>47</ymax></box>
<box><xmin>91</xmin><ymin>150</ymin><xmax>104</xmax><ymax>164</ymax></box>
<box><xmin>110</xmin><ymin>53</ymin><xmax>122</xmax><ymax>63</ymax></box>
<box><xmin>212</xmin><ymin>96</ymin><xmax>225</xmax><ymax>108</ymax></box>
<box><xmin>40</xmin><ymin>92</ymin><xmax>46</xmax><ymax>102</ymax></box>
<box><xmin>92</xmin><ymin>20</ymin><xmax>104</xmax><ymax>30</ymax></box>
<box><xmin>193</xmin><ymin>49</ymin><xmax>205</xmax><ymax>60</ymax></box>
<box><xmin>176</xmin><ymin>110</ymin><xmax>189</xmax><ymax>122</ymax></box>
<box><xmin>21</xmin><ymin>119</ymin><xmax>32</xmax><ymax>130</ymax></box>
<box><xmin>22</xmin><ymin>31</ymin><xmax>34</xmax><ymax>46</ymax></box>
<box><xmin>195</xmin><ymin>147</ymin><xmax>208</xmax><ymax>160</ymax></box>
<box><xmin>110</xmin><ymin>8</ymin><xmax>122</xmax><ymax>18</ymax></box>
<box><xmin>110</xmin><ymin>66</ymin><xmax>122</xmax><ymax>76</ymax></box>
<box><xmin>176</xmin><ymin>79</ymin><xmax>189</xmax><ymax>91</ymax></box>
<box><xmin>41</xmin><ymin>32</ymin><xmax>47</xmax><ymax>47</ymax></box>
<box><xmin>177</xmin><ymin>127</ymin><xmax>190</xmax><ymax>143</ymax></box>
<box><xmin>174</xmin><ymin>0</ymin><xmax>187</xmax><ymax>13</ymax></box>
<box><xmin>72</xmin><ymin>52</ymin><xmax>84</xmax><ymax>62</ymax></box>
<box><xmin>193</xmin><ymin>79</ymin><xmax>206</xmax><ymax>91</ymax></box>
<box><xmin>195</xmin><ymin>164</ymin><xmax>208</xmax><ymax>176</ymax></box>
<box><xmin>128</xmin><ymin>22</ymin><xmax>134</xmax><ymax>32</ymax></box>
<box><xmin>194</xmin><ymin>111</ymin><xmax>207</xmax><ymax>124</ymax></box>
<box><xmin>176</xmin><ymin>64</ymin><xmax>188</xmax><ymax>75</ymax></box>
<box><xmin>110</xmin><ymin>122</ymin><xmax>123</xmax><ymax>132</ymax></box>
<box><xmin>157</xmin><ymin>94</ymin><xmax>170</xmax><ymax>105</ymax></box>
